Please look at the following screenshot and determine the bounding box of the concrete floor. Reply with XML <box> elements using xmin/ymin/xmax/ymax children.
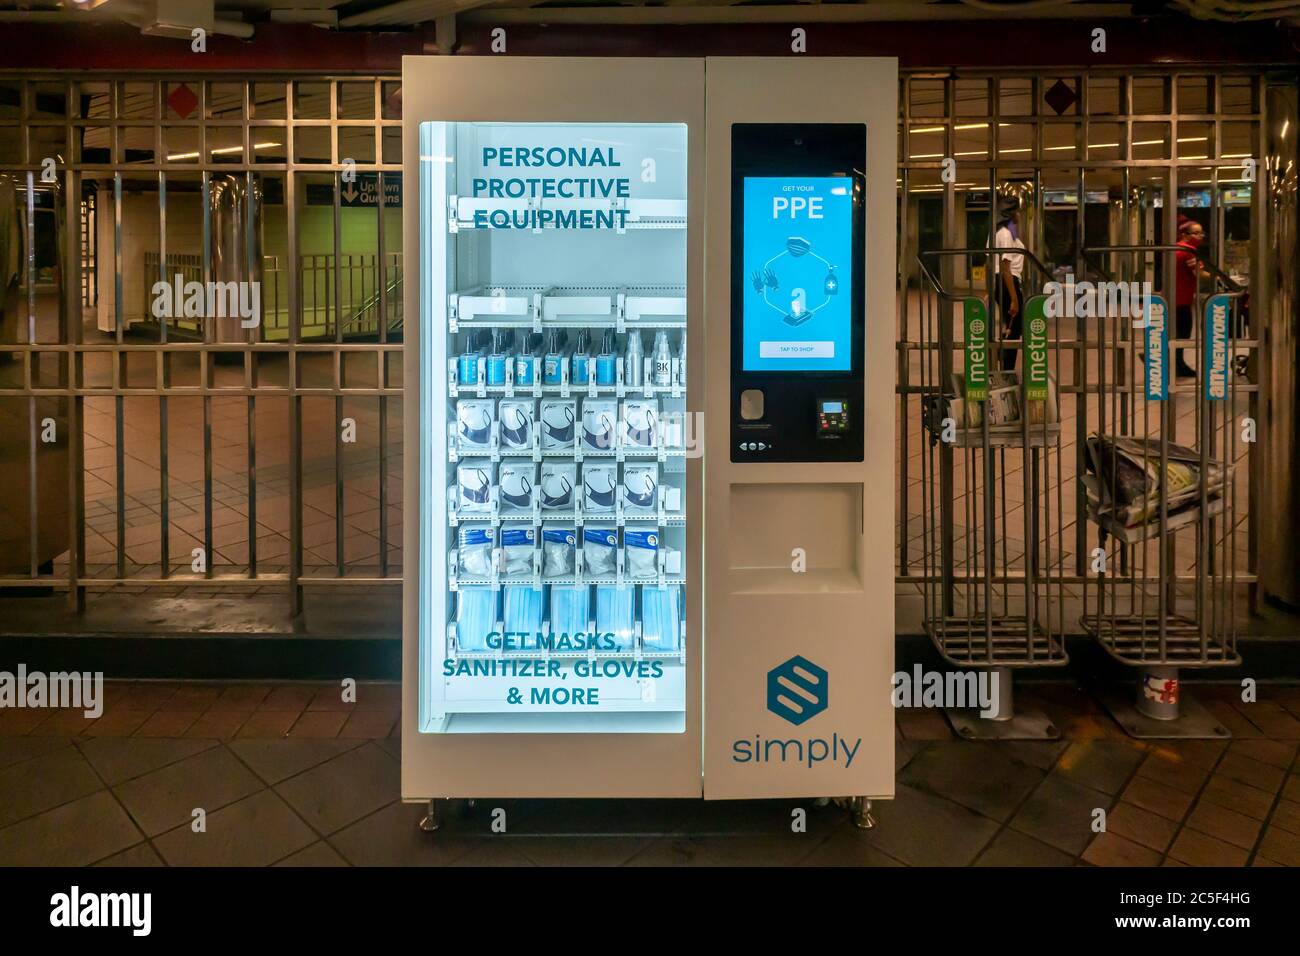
<box><xmin>0</xmin><ymin>680</ymin><xmax>1297</xmax><ymax>866</ymax></box>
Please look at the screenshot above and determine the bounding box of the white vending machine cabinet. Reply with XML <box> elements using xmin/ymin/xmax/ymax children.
<box><xmin>403</xmin><ymin>56</ymin><xmax>896</xmax><ymax>803</ymax></box>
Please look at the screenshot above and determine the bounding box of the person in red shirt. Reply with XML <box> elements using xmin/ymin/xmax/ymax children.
<box><xmin>1174</xmin><ymin>217</ymin><xmax>1211</xmax><ymax>378</ymax></box>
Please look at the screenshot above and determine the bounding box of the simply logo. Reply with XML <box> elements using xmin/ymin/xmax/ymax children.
<box><xmin>766</xmin><ymin>655</ymin><xmax>827</xmax><ymax>725</ymax></box>
<box><xmin>734</xmin><ymin>656</ymin><xmax>861</xmax><ymax>769</ymax></box>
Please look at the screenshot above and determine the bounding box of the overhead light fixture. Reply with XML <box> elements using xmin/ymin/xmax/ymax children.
<box><xmin>166</xmin><ymin>141</ymin><xmax>279</xmax><ymax>161</ymax></box>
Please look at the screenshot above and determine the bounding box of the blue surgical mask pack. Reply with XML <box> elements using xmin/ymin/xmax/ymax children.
<box><xmin>583</xmin><ymin>463</ymin><xmax>618</xmax><ymax>512</ymax></box>
<box><xmin>500</xmin><ymin>526</ymin><xmax>537</xmax><ymax>577</ymax></box>
<box><xmin>498</xmin><ymin>462</ymin><xmax>535</xmax><ymax>512</ymax></box>
<box><xmin>540</xmin><ymin>462</ymin><xmax>576</xmax><ymax>510</ymax></box>
<box><xmin>550</xmin><ymin>584</ymin><xmax>589</xmax><ymax>638</ymax></box>
<box><xmin>596</xmin><ymin>584</ymin><xmax>635</xmax><ymax>650</ymax></box>
<box><xmin>641</xmin><ymin>584</ymin><xmax>681</xmax><ymax>651</ymax></box>
<box><xmin>503</xmin><ymin>584</ymin><xmax>544</xmax><ymax>649</ymax></box>
<box><xmin>456</xmin><ymin>399</ymin><xmax>495</xmax><ymax>450</ymax></box>
<box><xmin>498</xmin><ymin>400</ymin><xmax>534</xmax><ymax>449</ymax></box>
<box><xmin>456</xmin><ymin>586</ymin><xmax>498</xmax><ymax>652</ymax></box>
<box><xmin>457</xmin><ymin>463</ymin><xmax>494</xmax><ymax>513</ymax></box>
<box><xmin>542</xmin><ymin>526</ymin><xmax>576</xmax><ymax>577</ymax></box>
<box><xmin>583</xmin><ymin>527</ymin><xmax>618</xmax><ymax>576</ymax></box>
<box><xmin>624</xmin><ymin>528</ymin><xmax>659</xmax><ymax>579</ymax></box>
<box><xmin>458</xmin><ymin>526</ymin><xmax>496</xmax><ymax>578</ymax></box>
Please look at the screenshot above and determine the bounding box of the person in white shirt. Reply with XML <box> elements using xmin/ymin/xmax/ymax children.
<box><xmin>991</xmin><ymin>198</ymin><xmax>1025</xmax><ymax>371</ymax></box>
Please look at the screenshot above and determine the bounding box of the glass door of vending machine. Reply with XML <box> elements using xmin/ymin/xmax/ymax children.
<box><xmin>404</xmin><ymin>58</ymin><xmax>704</xmax><ymax>799</ymax></box>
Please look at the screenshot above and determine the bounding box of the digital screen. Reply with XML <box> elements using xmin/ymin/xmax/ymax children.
<box><xmin>742</xmin><ymin>176</ymin><xmax>854</xmax><ymax>372</ymax></box>
<box><xmin>822</xmin><ymin>401</ymin><xmax>843</xmax><ymax>413</ymax></box>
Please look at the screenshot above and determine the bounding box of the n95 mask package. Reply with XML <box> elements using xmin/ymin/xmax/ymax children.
<box><xmin>582</xmin><ymin>527</ymin><xmax>618</xmax><ymax>576</ymax></box>
<box><xmin>624</xmin><ymin>528</ymin><xmax>659</xmax><ymax>579</ymax></box>
<box><xmin>500</xmin><ymin>525</ymin><xmax>537</xmax><ymax>577</ymax></box>
<box><xmin>457</xmin><ymin>526</ymin><xmax>496</xmax><ymax>578</ymax></box>
<box><xmin>542</xmin><ymin>526</ymin><xmax>577</xmax><ymax>577</ymax></box>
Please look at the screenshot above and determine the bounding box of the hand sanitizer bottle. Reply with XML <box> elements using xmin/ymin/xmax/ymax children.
<box><xmin>652</xmin><ymin>330</ymin><xmax>672</xmax><ymax>387</ymax></box>
<box><xmin>625</xmin><ymin>331</ymin><xmax>644</xmax><ymax>387</ymax></box>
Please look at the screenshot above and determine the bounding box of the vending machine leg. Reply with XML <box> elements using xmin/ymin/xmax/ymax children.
<box><xmin>419</xmin><ymin>799</ymin><xmax>442</xmax><ymax>833</ymax></box>
<box><xmin>851</xmin><ymin>797</ymin><xmax>875</xmax><ymax>831</ymax></box>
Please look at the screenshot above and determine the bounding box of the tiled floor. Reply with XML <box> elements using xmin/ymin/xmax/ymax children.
<box><xmin>1</xmin><ymin>680</ymin><xmax>1297</xmax><ymax>866</ymax></box>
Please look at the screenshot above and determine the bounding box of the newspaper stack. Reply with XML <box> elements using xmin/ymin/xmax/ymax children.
<box><xmin>1083</xmin><ymin>434</ymin><xmax>1230</xmax><ymax>529</ymax></box>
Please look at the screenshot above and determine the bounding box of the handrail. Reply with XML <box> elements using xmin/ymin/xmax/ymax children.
<box><xmin>1081</xmin><ymin>243</ymin><xmax>1244</xmax><ymax>295</ymax></box>
<box><xmin>916</xmin><ymin>246</ymin><xmax>1054</xmax><ymax>301</ymax></box>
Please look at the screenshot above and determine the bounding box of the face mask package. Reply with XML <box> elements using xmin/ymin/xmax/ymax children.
<box><xmin>581</xmin><ymin>399</ymin><xmax>618</xmax><ymax>451</ymax></box>
<box><xmin>624</xmin><ymin>528</ymin><xmax>660</xmax><ymax>579</ymax></box>
<box><xmin>498</xmin><ymin>462</ymin><xmax>536</xmax><ymax>513</ymax></box>
<box><xmin>582</xmin><ymin>526</ymin><xmax>618</xmax><ymax>577</ymax></box>
<box><xmin>457</xmin><ymin>526</ymin><xmax>496</xmax><ymax>578</ymax></box>
<box><xmin>500</xmin><ymin>525</ymin><xmax>537</xmax><ymax>577</ymax></box>
<box><xmin>549</xmin><ymin>584</ymin><xmax>590</xmax><ymax>639</ymax></box>
<box><xmin>456</xmin><ymin>463</ymin><xmax>495</xmax><ymax>513</ymax></box>
<box><xmin>456</xmin><ymin>399</ymin><xmax>495</xmax><ymax>451</ymax></box>
<box><xmin>539</xmin><ymin>462</ymin><xmax>576</xmax><ymax>511</ymax></box>
<box><xmin>596</xmin><ymin>584</ymin><xmax>636</xmax><ymax>651</ymax></box>
<box><xmin>640</xmin><ymin>585</ymin><xmax>682</xmax><ymax>652</ymax></box>
<box><xmin>503</xmin><ymin>584</ymin><xmax>545</xmax><ymax>651</ymax></box>
<box><xmin>622</xmin><ymin>464</ymin><xmax>658</xmax><ymax>513</ymax></box>
<box><xmin>542</xmin><ymin>525</ymin><xmax>577</xmax><ymax>577</ymax></box>
<box><xmin>539</xmin><ymin>399</ymin><xmax>577</xmax><ymax>450</ymax></box>
<box><xmin>583</xmin><ymin>462</ymin><xmax>618</xmax><ymax>512</ymax></box>
<box><xmin>622</xmin><ymin>400</ymin><xmax>658</xmax><ymax>450</ymax></box>
<box><xmin>455</xmin><ymin>586</ymin><xmax>499</xmax><ymax>653</ymax></box>
<box><xmin>498</xmin><ymin>399</ymin><xmax>534</xmax><ymax>450</ymax></box>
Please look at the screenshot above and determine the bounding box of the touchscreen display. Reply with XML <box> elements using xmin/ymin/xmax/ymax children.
<box><xmin>741</xmin><ymin>176</ymin><xmax>854</xmax><ymax>372</ymax></box>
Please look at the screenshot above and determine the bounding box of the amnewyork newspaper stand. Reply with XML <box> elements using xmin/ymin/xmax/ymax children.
<box><xmin>401</xmin><ymin>56</ymin><xmax>897</xmax><ymax>821</ymax></box>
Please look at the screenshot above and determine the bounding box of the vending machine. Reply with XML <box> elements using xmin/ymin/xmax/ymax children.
<box><xmin>402</xmin><ymin>56</ymin><xmax>896</xmax><ymax>807</ymax></box>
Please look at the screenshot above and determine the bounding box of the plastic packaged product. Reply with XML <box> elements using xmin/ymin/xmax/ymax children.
<box><xmin>498</xmin><ymin>462</ymin><xmax>535</xmax><ymax>512</ymax></box>
<box><xmin>503</xmin><ymin>584</ymin><xmax>545</xmax><ymax>650</ymax></box>
<box><xmin>456</xmin><ymin>586</ymin><xmax>498</xmax><ymax>652</ymax></box>
<box><xmin>583</xmin><ymin>462</ymin><xmax>618</xmax><ymax>512</ymax></box>
<box><xmin>571</xmin><ymin>330</ymin><xmax>591</xmax><ymax>386</ymax></box>
<box><xmin>542</xmin><ymin>526</ymin><xmax>577</xmax><ymax>577</ymax></box>
<box><xmin>486</xmin><ymin>329</ymin><xmax>509</xmax><ymax>386</ymax></box>
<box><xmin>457</xmin><ymin>526</ymin><xmax>496</xmax><ymax>578</ymax></box>
<box><xmin>543</xmin><ymin>330</ymin><xmax>566</xmax><ymax>385</ymax></box>
<box><xmin>500</xmin><ymin>525</ymin><xmax>537</xmax><ymax>577</ymax></box>
<box><xmin>622</xmin><ymin>464</ymin><xmax>658</xmax><ymax>512</ymax></box>
<box><xmin>596</xmin><ymin>584</ymin><xmax>635</xmax><ymax>651</ymax></box>
<box><xmin>498</xmin><ymin>399</ymin><xmax>534</xmax><ymax>449</ymax></box>
<box><xmin>457</xmin><ymin>463</ymin><xmax>494</xmax><ymax>513</ymax></box>
<box><xmin>581</xmin><ymin>399</ymin><xmax>618</xmax><ymax>451</ymax></box>
<box><xmin>583</xmin><ymin>527</ymin><xmax>618</xmax><ymax>576</ymax></box>
<box><xmin>549</xmin><ymin>584</ymin><xmax>589</xmax><ymax>639</ymax></box>
<box><xmin>596</xmin><ymin>329</ymin><xmax>617</xmax><ymax>386</ymax></box>
<box><xmin>515</xmin><ymin>332</ymin><xmax>540</xmax><ymax>386</ymax></box>
<box><xmin>540</xmin><ymin>399</ymin><xmax>576</xmax><ymax>449</ymax></box>
<box><xmin>624</xmin><ymin>528</ymin><xmax>659</xmax><ymax>579</ymax></box>
<box><xmin>622</xmin><ymin>400</ymin><xmax>658</xmax><ymax>449</ymax></box>
<box><xmin>641</xmin><ymin>584</ymin><xmax>681</xmax><ymax>651</ymax></box>
<box><xmin>456</xmin><ymin>399</ymin><xmax>494</xmax><ymax>449</ymax></box>
<box><xmin>539</xmin><ymin>462</ymin><xmax>576</xmax><ymax>510</ymax></box>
